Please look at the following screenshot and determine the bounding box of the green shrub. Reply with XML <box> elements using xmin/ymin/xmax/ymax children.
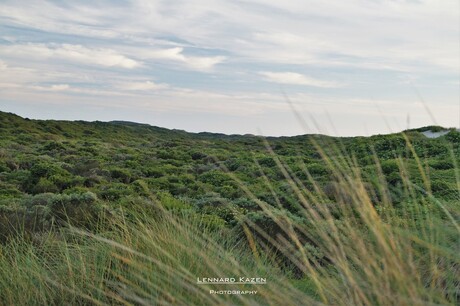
<box><xmin>157</xmin><ymin>192</ymin><xmax>191</xmax><ymax>210</ymax></box>
<box><xmin>190</xmin><ymin>151</ymin><xmax>207</xmax><ymax>160</ymax></box>
<box><xmin>430</xmin><ymin>180</ymin><xmax>457</xmax><ymax>198</ymax></box>
<box><xmin>445</xmin><ymin>129</ymin><xmax>460</xmax><ymax>143</ymax></box>
<box><xmin>258</xmin><ymin>156</ymin><xmax>276</xmax><ymax>167</ymax></box>
<box><xmin>48</xmin><ymin>192</ymin><xmax>99</xmax><ymax>227</ymax></box>
<box><xmin>307</xmin><ymin>163</ymin><xmax>329</xmax><ymax>176</ymax></box>
<box><xmin>98</xmin><ymin>183</ymin><xmax>132</xmax><ymax>201</ymax></box>
<box><xmin>32</xmin><ymin>178</ymin><xmax>59</xmax><ymax>194</ymax></box>
<box><xmin>199</xmin><ymin>170</ymin><xmax>231</xmax><ymax>187</ymax></box>
<box><xmin>429</xmin><ymin>159</ymin><xmax>453</xmax><ymax>170</ymax></box>
<box><xmin>381</xmin><ymin>159</ymin><xmax>400</xmax><ymax>174</ymax></box>
<box><xmin>109</xmin><ymin>168</ymin><xmax>132</xmax><ymax>183</ymax></box>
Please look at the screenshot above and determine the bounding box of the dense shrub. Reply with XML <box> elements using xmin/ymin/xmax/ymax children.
<box><xmin>445</xmin><ymin>129</ymin><xmax>460</xmax><ymax>143</ymax></box>
<box><xmin>258</xmin><ymin>157</ymin><xmax>276</xmax><ymax>168</ymax></box>
<box><xmin>380</xmin><ymin>159</ymin><xmax>400</xmax><ymax>175</ymax></box>
<box><xmin>98</xmin><ymin>183</ymin><xmax>133</xmax><ymax>201</ymax></box>
<box><xmin>190</xmin><ymin>151</ymin><xmax>207</xmax><ymax>160</ymax></box>
<box><xmin>199</xmin><ymin>170</ymin><xmax>231</xmax><ymax>187</ymax></box>
<box><xmin>307</xmin><ymin>163</ymin><xmax>329</xmax><ymax>176</ymax></box>
<box><xmin>110</xmin><ymin>168</ymin><xmax>132</xmax><ymax>183</ymax></box>
<box><xmin>429</xmin><ymin>159</ymin><xmax>454</xmax><ymax>170</ymax></box>
<box><xmin>430</xmin><ymin>180</ymin><xmax>457</xmax><ymax>198</ymax></box>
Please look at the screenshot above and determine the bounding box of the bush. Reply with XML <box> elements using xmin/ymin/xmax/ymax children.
<box><xmin>199</xmin><ymin>170</ymin><xmax>230</xmax><ymax>187</ymax></box>
<box><xmin>48</xmin><ymin>192</ymin><xmax>99</xmax><ymax>227</ymax></box>
<box><xmin>381</xmin><ymin>159</ymin><xmax>400</xmax><ymax>175</ymax></box>
<box><xmin>41</xmin><ymin>141</ymin><xmax>66</xmax><ymax>152</ymax></box>
<box><xmin>98</xmin><ymin>183</ymin><xmax>132</xmax><ymax>201</ymax></box>
<box><xmin>0</xmin><ymin>182</ymin><xmax>21</xmax><ymax>198</ymax></box>
<box><xmin>190</xmin><ymin>151</ymin><xmax>207</xmax><ymax>160</ymax></box>
<box><xmin>307</xmin><ymin>163</ymin><xmax>329</xmax><ymax>176</ymax></box>
<box><xmin>33</xmin><ymin>178</ymin><xmax>59</xmax><ymax>194</ymax></box>
<box><xmin>22</xmin><ymin>193</ymin><xmax>55</xmax><ymax>207</ymax></box>
<box><xmin>258</xmin><ymin>156</ymin><xmax>276</xmax><ymax>168</ymax></box>
<box><xmin>109</xmin><ymin>168</ymin><xmax>132</xmax><ymax>183</ymax></box>
<box><xmin>157</xmin><ymin>192</ymin><xmax>191</xmax><ymax>210</ymax></box>
<box><xmin>430</xmin><ymin>180</ymin><xmax>457</xmax><ymax>198</ymax></box>
<box><xmin>429</xmin><ymin>159</ymin><xmax>454</xmax><ymax>170</ymax></box>
<box><xmin>25</xmin><ymin>162</ymin><xmax>73</xmax><ymax>193</ymax></box>
<box><xmin>445</xmin><ymin>129</ymin><xmax>460</xmax><ymax>143</ymax></box>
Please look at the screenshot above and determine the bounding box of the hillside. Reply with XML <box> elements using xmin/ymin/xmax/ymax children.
<box><xmin>0</xmin><ymin>111</ymin><xmax>459</xmax><ymax>304</ymax></box>
<box><xmin>0</xmin><ymin>110</ymin><xmax>459</xmax><ymax>232</ymax></box>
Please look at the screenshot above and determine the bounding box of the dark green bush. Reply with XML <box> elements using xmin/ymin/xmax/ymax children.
<box><xmin>199</xmin><ymin>170</ymin><xmax>230</xmax><ymax>187</ymax></box>
<box><xmin>33</xmin><ymin>178</ymin><xmax>59</xmax><ymax>194</ymax></box>
<box><xmin>307</xmin><ymin>163</ymin><xmax>329</xmax><ymax>176</ymax></box>
<box><xmin>110</xmin><ymin>168</ymin><xmax>132</xmax><ymax>183</ymax></box>
<box><xmin>258</xmin><ymin>157</ymin><xmax>276</xmax><ymax>168</ymax></box>
<box><xmin>429</xmin><ymin>159</ymin><xmax>454</xmax><ymax>170</ymax></box>
<box><xmin>47</xmin><ymin>192</ymin><xmax>99</xmax><ymax>227</ymax></box>
<box><xmin>445</xmin><ymin>130</ymin><xmax>460</xmax><ymax>143</ymax></box>
<box><xmin>430</xmin><ymin>180</ymin><xmax>457</xmax><ymax>198</ymax></box>
<box><xmin>98</xmin><ymin>183</ymin><xmax>132</xmax><ymax>201</ymax></box>
<box><xmin>191</xmin><ymin>152</ymin><xmax>207</xmax><ymax>160</ymax></box>
<box><xmin>381</xmin><ymin>159</ymin><xmax>400</xmax><ymax>175</ymax></box>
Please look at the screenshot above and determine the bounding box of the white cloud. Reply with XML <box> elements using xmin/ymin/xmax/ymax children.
<box><xmin>31</xmin><ymin>84</ymin><xmax>70</xmax><ymax>91</ymax></box>
<box><xmin>1</xmin><ymin>43</ymin><xmax>140</xmax><ymax>69</ymax></box>
<box><xmin>186</xmin><ymin>55</ymin><xmax>226</xmax><ymax>71</ymax></box>
<box><xmin>49</xmin><ymin>84</ymin><xmax>69</xmax><ymax>91</ymax></box>
<box><xmin>0</xmin><ymin>61</ymin><xmax>43</xmax><ymax>84</ymax></box>
<box><xmin>0</xmin><ymin>60</ymin><xmax>7</xmax><ymax>70</ymax></box>
<box><xmin>56</xmin><ymin>44</ymin><xmax>140</xmax><ymax>69</ymax></box>
<box><xmin>0</xmin><ymin>59</ymin><xmax>102</xmax><ymax>89</ymax></box>
<box><xmin>141</xmin><ymin>47</ymin><xmax>225</xmax><ymax>71</ymax></box>
<box><xmin>0</xmin><ymin>1</ymin><xmax>122</xmax><ymax>39</ymax></box>
<box><xmin>260</xmin><ymin>72</ymin><xmax>343</xmax><ymax>88</ymax></box>
<box><xmin>1</xmin><ymin>0</ymin><xmax>457</xmax><ymax>73</ymax></box>
<box><xmin>120</xmin><ymin>81</ymin><xmax>169</xmax><ymax>91</ymax></box>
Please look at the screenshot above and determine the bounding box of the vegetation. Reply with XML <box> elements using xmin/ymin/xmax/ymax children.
<box><xmin>0</xmin><ymin>111</ymin><xmax>458</xmax><ymax>305</ymax></box>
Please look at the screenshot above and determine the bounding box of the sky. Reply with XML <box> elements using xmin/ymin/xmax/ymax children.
<box><xmin>0</xmin><ymin>0</ymin><xmax>459</xmax><ymax>136</ymax></box>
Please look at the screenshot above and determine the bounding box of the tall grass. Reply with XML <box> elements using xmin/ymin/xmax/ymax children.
<box><xmin>0</xmin><ymin>207</ymin><xmax>313</xmax><ymax>305</ymax></box>
<box><xmin>0</xmin><ymin>134</ymin><xmax>458</xmax><ymax>305</ymax></box>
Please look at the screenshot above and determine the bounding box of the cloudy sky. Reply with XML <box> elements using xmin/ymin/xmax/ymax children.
<box><xmin>0</xmin><ymin>0</ymin><xmax>458</xmax><ymax>136</ymax></box>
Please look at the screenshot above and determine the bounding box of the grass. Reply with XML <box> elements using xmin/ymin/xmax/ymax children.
<box><xmin>0</xmin><ymin>208</ymin><xmax>313</xmax><ymax>305</ymax></box>
<box><xmin>0</xmin><ymin>134</ymin><xmax>458</xmax><ymax>305</ymax></box>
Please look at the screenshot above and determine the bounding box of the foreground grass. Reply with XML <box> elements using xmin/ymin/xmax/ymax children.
<box><xmin>0</xmin><ymin>135</ymin><xmax>458</xmax><ymax>305</ymax></box>
<box><xmin>0</xmin><ymin>208</ymin><xmax>315</xmax><ymax>305</ymax></box>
